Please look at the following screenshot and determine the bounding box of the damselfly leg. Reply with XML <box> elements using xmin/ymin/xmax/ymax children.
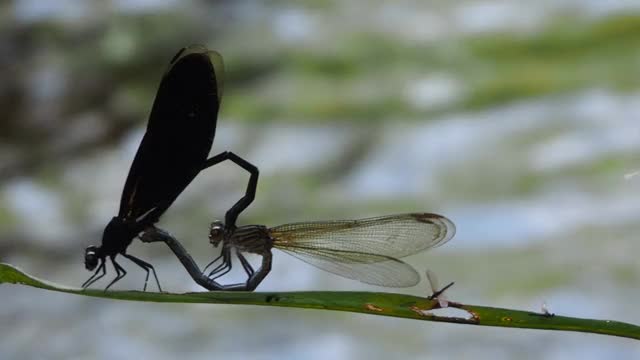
<box><xmin>82</xmin><ymin>260</ymin><xmax>107</xmax><ymax>289</ymax></box>
<box><xmin>122</xmin><ymin>253</ymin><xmax>162</xmax><ymax>292</ymax></box>
<box><xmin>104</xmin><ymin>256</ymin><xmax>127</xmax><ymax>291</ymax></box>
<box><xmin>237</xmin><ymin>252</ymin><xmax>255</xmax><ymax>277</ymax></box>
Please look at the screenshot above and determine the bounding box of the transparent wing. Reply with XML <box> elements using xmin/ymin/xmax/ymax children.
<box><xmin>426</xmin><ymin>269</ymin><xmax>440</xmax><ymax>293</ymax></box>
<box><xmin>269</xmin><ymin>213</ymin><xmax>455</xmax><ymax>287</ymax></box>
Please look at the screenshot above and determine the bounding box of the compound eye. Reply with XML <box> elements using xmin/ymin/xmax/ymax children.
<box><xmin>85</xmin><ymin>252</ymin><xmax>98</xmax><ymax>270</ymax></box>
<box><xmin>209</xmin><ymin>221</ymin><xmax>224</xmax><ymax>245</ymax></box>
<box><xmin>209</xmin><ymin>228</ymin><xmax>222</xmax><ymax>241</ymax></box>
<box><xmin>84</xmin><ymin>246</ymin><xmax>100</xmax><ymax>270</ymax></box>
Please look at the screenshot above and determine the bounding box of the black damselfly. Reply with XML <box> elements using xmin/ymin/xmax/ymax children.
<box><xmin>83</xmin><ymin>46</ymin><xmax>258</xmax><ymax>291</ymax></box>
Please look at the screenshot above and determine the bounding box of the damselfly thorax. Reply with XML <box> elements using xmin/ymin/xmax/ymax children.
<box><xmin>209</xmin><ymin>221</ymin><xmax>273</xmax><ymax>255</ymax></box>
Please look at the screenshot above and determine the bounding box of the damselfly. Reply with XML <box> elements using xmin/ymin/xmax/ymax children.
<box><xmin>202</xmin><ymin>213</ymin><xmax>455</xmax><ymax>290</ymax></box>
<box><xmin>83</xmin><ymin>45</ymin><xmax>258</xmax><ymax>291</ymax></box>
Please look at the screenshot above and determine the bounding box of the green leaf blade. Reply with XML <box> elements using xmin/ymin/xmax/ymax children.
<box><xmin>2</xmin><ymin>263</ymin><xmax>639</xmax><ymax>341</ymax></box>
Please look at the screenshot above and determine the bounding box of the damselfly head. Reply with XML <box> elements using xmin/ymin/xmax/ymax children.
<box><xmin>84</xmin><ymin>245</ymin><xmax>101</xmax><ymax>271</ymax></box>
<box><xmin>209</xmin><ymin>220</ymin><xmax>225</xmax><ymax>247</ymax></box>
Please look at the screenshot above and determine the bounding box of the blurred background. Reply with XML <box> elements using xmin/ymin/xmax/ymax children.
<box><xmin>1</xmin><ymin>0</ymin><xmax>640</xmax><ymax>358</ymax></box>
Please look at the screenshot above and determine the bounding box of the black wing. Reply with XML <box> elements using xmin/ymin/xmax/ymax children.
<box><xmin>269</xmin><ymin>213</ymin><xmax>455</xmax><ymax>287</ymax></box>
<box><xmin>119</xmin><ymin>45</ymin><xmax>224</xmax><ymax>225</ymax></box>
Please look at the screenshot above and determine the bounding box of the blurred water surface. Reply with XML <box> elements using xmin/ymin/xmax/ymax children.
<box><xmin>1</xmin><ymin>1</ymin><xmax>640</xmax><ymax>359</ymax></box>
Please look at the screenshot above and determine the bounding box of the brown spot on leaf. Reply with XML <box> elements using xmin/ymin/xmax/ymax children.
<box><xmin>365</xmin><ymin>303</ymin><xmax>384</xmax><ymax>312</ymax></box>
<box><xmin>410</xmin><ymin>305</ymin><xmax>428</xmax><ymax>316</ymax></box>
